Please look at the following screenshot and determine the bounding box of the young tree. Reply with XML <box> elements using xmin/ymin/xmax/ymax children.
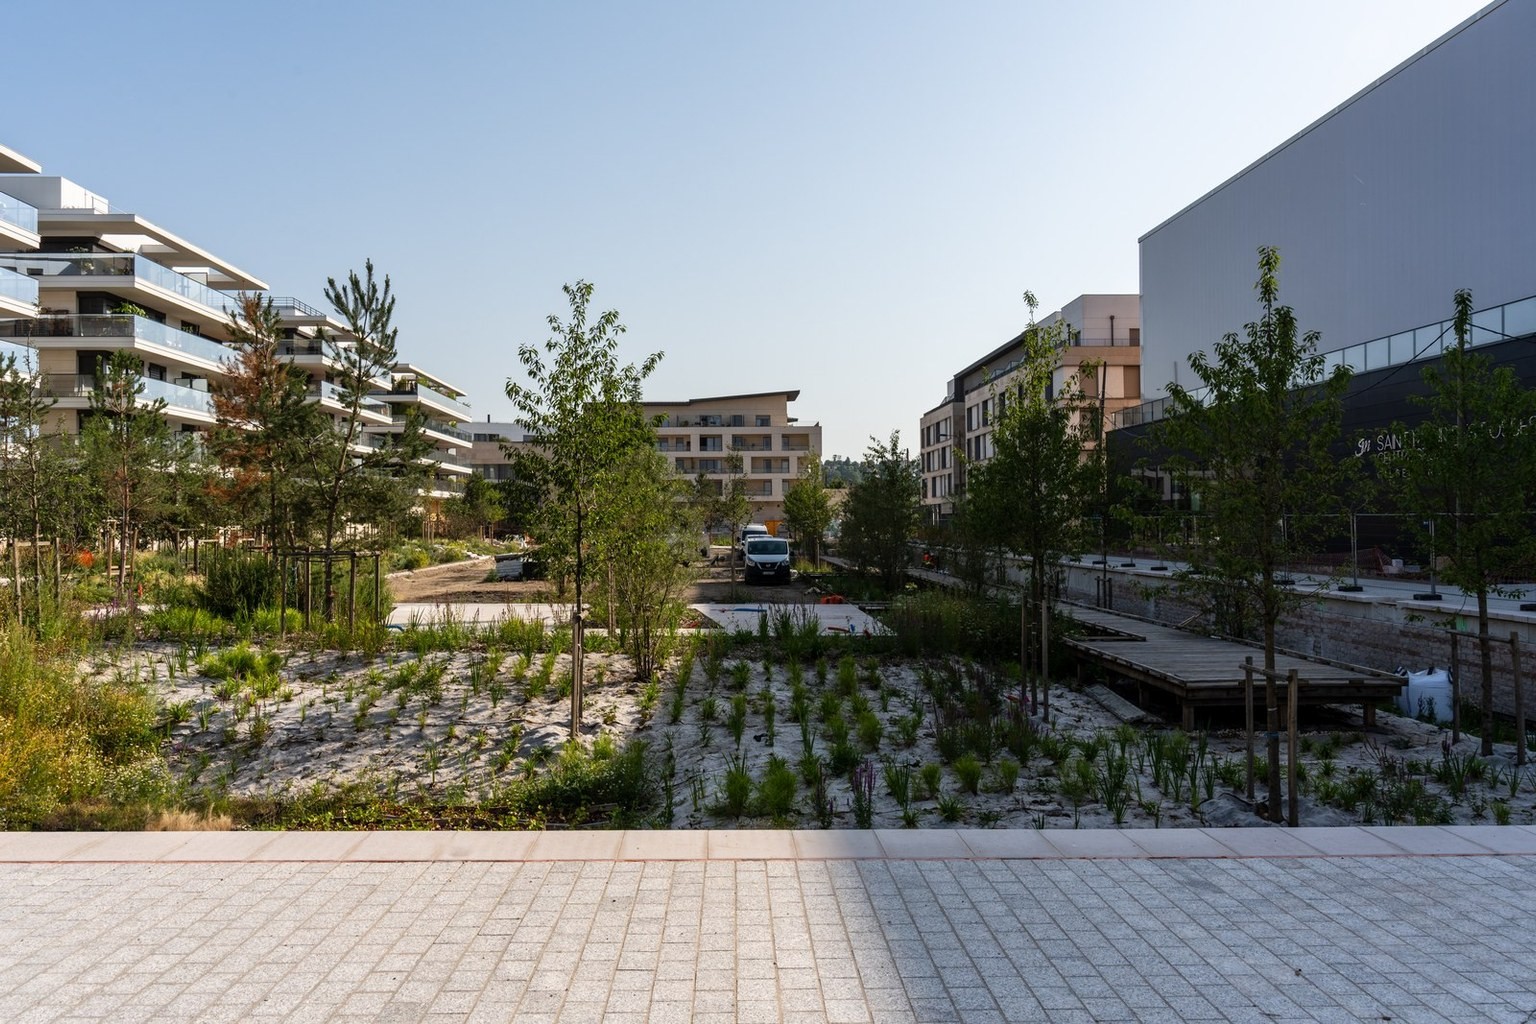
<box><xmin>1389</xmin><ymin>289</ymin><xmax>1536</xmax><ymax>755</ymax></box>
<box><xmin>590</xmin><ymin>446</ymin><xmax>699</xmax><ymax>681</ymax></box>
<box><xmin>718</xmin><ymin>451</ymin><xmax>751</xmax><ymax>595</ymax></box>
<box><xmin>962</xmin><ymin>294</ymin><xmax>1090</xmax><ymax>704</ymax></box>
<box><xmin>505</xmin><ymin>280</ymin><xmax>661</xmax><ymax>738</ymax></box>
<box><xmin>210</xmin><ymin>293</ymin><xmax>325</xmax><ymax>548</ymax></box>
<box><xmin>0</xmin><ymin>350</ymin><xmax>66</xmax><ymax>626</ymax></box>
<box><xmin>445</xmin><ymin>474</ymin><xmax>507</xmax><ymax>539</ymax></box>
<box><xmin>1152</xmin><ymin>246</ymin><xmax>1351</xmax><ymax>818</ymax></box>
<box><xmin>311</xmin><ymin>260</ymin><xmax>433</xmax><ymax>618</ymax></box>
<box><xmin>839</xmin><ymin>432</ymin><xmax>921</xmax><ymax>593</ymax></box>
<box><xmin>80</xmin><ymin>351</ymin><xmax>185</xmax><ymax>602</ymax></box>
<box><xmin>782</xmin><ymin>453</ymin><xmax>833</xmax><ymax>566</ymax></box>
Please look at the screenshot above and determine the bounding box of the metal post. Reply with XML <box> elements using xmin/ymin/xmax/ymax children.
<box><xmin>1450</xmin><ymin>630</ymin><xmax>1461</xmax><ymax>746</ymax></box>
<box><xmin>1287</xmin><ymin>669</ymin><xmax>1300</xmax><ymax>828</ymax></box>
<box><xmin>348</xmin><ymin>553</ymin><xmax>358</xmax><ymax>634</ymax></box>
<box><xmin>1040</xmin><ymin>597</ymin><xmax>1050</xmax><ymax>725</ymax></box>
<box><xmin>1244</xmin><ymin>656</ymin><xmax>1255</xmax><ymax>801</ymax></box>
<box><xmin>571</xmin><ymin>609</ymin><xmax>584</xmax><ymax>740</ymax></box>
<box><xmin>1512</xmin><ymin>632</ymin><xmax>1525</xmax><ymax>768</ymax></box>
<box><xmin>373</xmin><ymin>553</ymin><xmax>382</xmax><ymax>624</ymax></box>
<box><xmin>302</xmin><ymin>552</ymin><xmax>312</xmax><ymax>632</ymax></box>
<box><xmin>277</xmin><ymin>552</ymin><xmax>287</xmax><ymax>639</ymax></box>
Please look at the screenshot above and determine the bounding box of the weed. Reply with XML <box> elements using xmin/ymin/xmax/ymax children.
<box><xmin>919</xmin><ymin>762</ymin><xmax>943</xmax><ymax>801</ymax></box>
<box><xmin>935</xmin><ymin>793</ymin><xmax>965</xmax><ymax>823</ymax></box>
<box><xmin>850</xmin><ymin>759</ymin><xmax>876</xmax><ymax>828</ymax></box>
<box><xmin>883</xmin><ymin>761</ymin><xmax>913</xmax><ymax>809</ymax></box>
<box><xmin>953</xmin><ymin>753</ymin><xmax>982</xmax><ymax>795</ymax></box>
<box><xmin>756</xmin><ymin>756</ymin><xmax>798</xmax><ymax>820</ymax></box>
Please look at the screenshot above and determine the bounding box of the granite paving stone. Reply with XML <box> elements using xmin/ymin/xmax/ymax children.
<box><xmin>1</xmin><ymin>831</ymin><xmax>1534</xmax><ymax>1022</ymax></box>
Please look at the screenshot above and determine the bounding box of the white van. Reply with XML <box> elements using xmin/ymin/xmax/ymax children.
<box><xmin>743</xmin><ymin>535</ymin><xmax>792</xmax><ymax>583</ymax></box>
<box><xmin>735</xmin><ymin>523</ymin><xmax>769</xmax><ymax>553</ymax></box>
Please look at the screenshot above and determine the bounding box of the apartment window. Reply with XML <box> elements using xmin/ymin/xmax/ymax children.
<box><xmin>966</xmin><ymin>406</ymin><xmax>976</xmax><ymax>431</ymax></box>
<box><xmin>1124</xmin><ymin>365</ymin><xmax>1141</xmax><ymax>399</ymax></box>
<box><xmin>756</xmin><ymin>415</ymin><xmax>770</xmax><ymax>427</ymax></box>
<box><xmin>730</xmin><ymin>415</ymin><xmax>744</xmax><ymax>427</ymax></box>
<box><xmin>1128</xmin><ymin>327</ymin><xmax>1141</xmax><ymax>346</ymax></box>
<box><xmin>940</xmin><ymin>447</ymin><xmax>947</xmax><ymax>470</ymax></box>
<box><xmin>700</xmin><ymin>436</ymin><xmax>722</xmax><ymax>452</ymax></box>
<box><xmin>981</xmin><ymin>399</ymin><xmax>991</xmax><ymax>426</ymax></box>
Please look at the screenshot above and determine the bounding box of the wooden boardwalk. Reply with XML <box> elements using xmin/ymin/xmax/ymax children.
<box><xmin>1061</xmin><ymin>604</ymin><xmax>1404</xmax><ymax>728</ymax></box>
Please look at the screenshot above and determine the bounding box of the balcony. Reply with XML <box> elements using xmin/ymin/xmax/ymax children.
<box><xmin>4</xmin><ymin>314</ymin><xmax>236</xmax><ymax>369</ymax></box>
<box><xmin>780</xmin><ymin>439</ymin><xmax>811</xmax><ymax>451</ymax></box>
<box><xmin>384</xmin><ymin>380</ymin><xmax>472</xmax><ymax>420</ymax></box>
<box><xmin>0</xmin><ymin>191</ymin><xmax>39</xmax><ymax>234</ymax></box>
<box><xmin>267</xmin><ymin>296</ymin><xmax>326</xmax><ymax>319</ymax></box>
<box><xmin>743</xmin><ymin>483</ymin><xmax>774</xmax><ymax>498</ymax></box>
<box><xmin>0</xmin><ymin>253</ymin><xmax>242</xmax><ymax>318</ymax></box>
<box><xmin>311</xmin><ymin>380</ymin><xmax>392</xmax><ymax>419</ymax></box>
<box><xmin>43</xmin><ymin>373</ymin><xmax>214</xmax><ymax>416</ymax></box>
<box><xmin>657</xmin><ymin>440</ymin><xmax>691</xmax><ymax>453</ymax></box>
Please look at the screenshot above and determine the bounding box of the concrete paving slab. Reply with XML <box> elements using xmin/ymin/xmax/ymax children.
<box><xmin>1366</xmin><ymin>825</ymin><xmax>1502</xmax><ymax>856</ymax></box>
<box><xmin>1122</xmin><ymin>828</ymin><xmax>1237</xmax><ymax>859</ymax></box>
<box><xmin>154</xmin><ymin>830</ymin><xmax>278</xmax><ymax>861</ymax></box>
<box><xmin>1286</xmin><ymin>826</ymin><xmax>1411</xmax><ymax>857</ymax></box>
<box><xmin>873</xmin><ymin>829</ymin><xmax>969</xmax><ymax>859</ymax></box>
<box><xmin>708</xmin><ymin>829</ymin><xmax>795</xmax><ymax>859</ymax></box>
<box><xmin>691</xmin><ymin>603</ymin><xmax>887</xmax><ymax>636</ymax></box>
<box><xmin>619</xmin><ymin>831</ymin><xmax>707</xmax><ymax>860</ymax></box>
<box><xmin>1203</xmin><ymin>826</ymin><xmax>1319</xmax><ymax>858</ymax></box>
<box><xmin>791</xmin><ymin>831</ymin><xmax>885</xmax><ymax>859</ymax></box>
<box><xmin>527</xmin><ymin>831</ymin><xmax>622</xmax><ymax>860</ymax></box>
<box><xmin>1039</xmin><ymin>828</ymin><xmax>1144</xmax><ymax>859</ymax></box>
<box><xmin>249</xmin><ymin>831</ymin><xmax>368</xmax><ymax>860</ymax></box>
<box><xmin>1441</xmin><ymin>825</ymin><xmax>1536</xmax><ymax>854</ymax></box>
<box><xmin>957</xmin><ymin>829</ymin><xmax>1060</xmax><ymax>859</ymax></box>
<box><xmin>53</xmin><ymin>831</ymin><xmax>204</xmax><ymax>861</ymax></box>
<box><xmin>348</xmin><ymin>830</ymin><xmax>539</xmax><ymax>861</ymax></box>
<box><xmin>0</xmin><ymin>832</ymin><xmax>111</xmax><ymax>861</ymax></box>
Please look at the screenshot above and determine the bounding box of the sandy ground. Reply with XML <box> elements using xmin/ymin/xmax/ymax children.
<box><xmin>113</xmin><ymin>627</ymin><xmax>1536</xmax><ymax>831</ymax></box>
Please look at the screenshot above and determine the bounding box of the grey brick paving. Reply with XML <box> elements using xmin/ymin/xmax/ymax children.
<box><xmin>2</xmin><ymin>851</ymin><xmax>1536</xmax><ymax>1021</ymax></box>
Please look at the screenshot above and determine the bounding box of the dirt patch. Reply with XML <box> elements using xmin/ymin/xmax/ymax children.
<box><xmin>388</xmin><ymin>556</ymin><xmax>829</xmax><ymax>609</ymax></box>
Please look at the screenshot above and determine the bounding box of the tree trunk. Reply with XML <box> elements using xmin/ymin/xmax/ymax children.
<box><xmin>571</xmin><ymin>501</ymin><xmax>585</xmax><ymax>740</ymax></box>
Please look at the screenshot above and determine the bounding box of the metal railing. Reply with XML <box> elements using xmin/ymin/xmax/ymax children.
<box><xmin>1112</xmin><ymin>292</ymin><xmax>1536</xmax><ymax>431</ymax></box>
<box><xmin>312</xmin><ymin>380</ymin><xmax>391</xmax><ymax>417</ymax></box>
<box><xmin>267</xmin><ymin>296</ymin><xmax>326</xmax><ymax>318</ymax></box>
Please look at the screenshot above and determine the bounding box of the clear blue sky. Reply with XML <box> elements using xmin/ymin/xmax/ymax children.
<box><xmin>2</xmin><ymin>0</ymin><xmax>1488</xmax><ymax>457</ymax></box>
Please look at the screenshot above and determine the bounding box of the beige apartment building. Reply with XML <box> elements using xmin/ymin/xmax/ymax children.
<box><xmin>644</xmin><ymin>390</ymin><xmax>821</xmax><ymax>525</ymax></box>
<box><xmin>919</xmin><ymin>294</ymin><xmax>1140</xmax><ymax>522</ymax></box>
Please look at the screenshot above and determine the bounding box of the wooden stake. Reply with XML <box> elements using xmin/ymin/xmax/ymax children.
<box><xmin>1450</xmin><ymin>631</ymin><xmax>1461</xmax><ymax>746</ymax></box>
<box><xmin>1287</xmin><ymin>669</ymin><xmax>1299</xmax><ymax>828</ymax></box>
<box><xmin>1243</xmin><ymin>656</ymin><xmax>1255</xmax><ymax>801</ymax></box>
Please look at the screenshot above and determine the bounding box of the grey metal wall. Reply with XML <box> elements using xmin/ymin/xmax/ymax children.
<box><xmin>1138</xmin><ymin>0</ymin><xmax>1536</xmax><ymax>398</ymax></box>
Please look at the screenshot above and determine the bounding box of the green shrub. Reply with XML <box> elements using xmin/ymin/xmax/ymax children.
<box><xmin>953</xmin><ymin>753</ymin><xmax>982</xmax><ymax>795</ymax></box>
<box><xmin>200</xmin><ymin>549</ymin><xmax>279</xmax><ymax>619</ymax></box>
<box><xmin>755</xmin><ymin>756</ymin><xmax>798</xmax><ymax>819</ymax></box>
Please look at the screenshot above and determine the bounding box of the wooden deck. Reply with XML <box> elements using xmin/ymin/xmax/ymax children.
<box><xmin>1061</xmin><ymin>604</ymin><xmax>1404</xmax><ymax>728</ymax></box>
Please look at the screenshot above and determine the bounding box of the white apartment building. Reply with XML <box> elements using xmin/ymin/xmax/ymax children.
<box><xmin>0</xmin><ymin>142</ymin><xmax>469</xmax><ymax>492</ymax></box>
<box><xmin>645</xmin><ymin>390</ymin><xmax>821</xmax><ymax>525</ymax></box>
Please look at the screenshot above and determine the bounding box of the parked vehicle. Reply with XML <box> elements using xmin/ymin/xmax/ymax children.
<box><xmin>743</xmin><ymin>536</ymin><xmax>792</xmax><ymax>583</ymax></box>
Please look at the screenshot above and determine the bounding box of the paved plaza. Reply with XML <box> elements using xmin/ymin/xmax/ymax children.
<box><xmin>3</xmin><ymin>827</ymin><xmax>1536</xmax><ymax>1023</ymax></box>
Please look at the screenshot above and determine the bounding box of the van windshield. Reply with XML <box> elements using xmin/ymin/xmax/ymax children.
<box><xmin>746</xmin><ymin>539</ymin><xmax>789</xmax><ymax>556</ymax></box>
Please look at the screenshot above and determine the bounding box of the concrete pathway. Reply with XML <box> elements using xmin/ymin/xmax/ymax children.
<box><xmin>386</xmin><ymin>603</ymin><xmax>887</xmax><ymax>637</ymax></box>
<box><xmin>3</xmin><ymin>827</ymin><xmax>1536</xmax><ymax>1023</ymax></box>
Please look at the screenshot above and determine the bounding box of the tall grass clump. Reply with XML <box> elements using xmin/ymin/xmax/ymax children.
<box><xmin>0</xmin><ymin>623</ymin><xmax>164</xmax><ymax>827</ymax></box>
<box><xmin>200</xmin><ymin>549</ymin><xmax>280</xmax><ymax>619</ymax></box>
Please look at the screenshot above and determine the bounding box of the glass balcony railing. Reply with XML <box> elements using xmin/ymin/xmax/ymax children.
<box><xmin>1</xmin><ymin>314</ymin><xmax>236</xmax><ymax>366</ymax></box>
<box><xmin>0</xmin><ymin>191</ymin><xmax>39</xmax><ymax>234</ymax></box>
<box><xmin>0</xmin><ymin>265</ymin><xmax>39</xmax><ymax>307</ymax></box>
<box><xmin>44</xmin><ymin>373</ymin><xmax>214</xmax><ymax>415</ymax></box>
<box><xmin>0</xmin><ymin>338</ymin><xmax>37</xmax><ymax>366</ymax></box>
<box><xmin>312</xmin><ymin>380</ymin><xmax>391</xmax><ymax>417</ymax></box>
<box><xmin>388</xmin><ymin>380</ymin><xmax>472</xmax><ymax>419</ymax></box>
<box><xmin>1111</xmin><ymin>292</ymin><xmax>1536</xmax><ymax>431</ymax></box>
<box><xmin>0</xmin><ymin>253</ymin><xmax>242</xmax><ymax>317</ymax></box>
